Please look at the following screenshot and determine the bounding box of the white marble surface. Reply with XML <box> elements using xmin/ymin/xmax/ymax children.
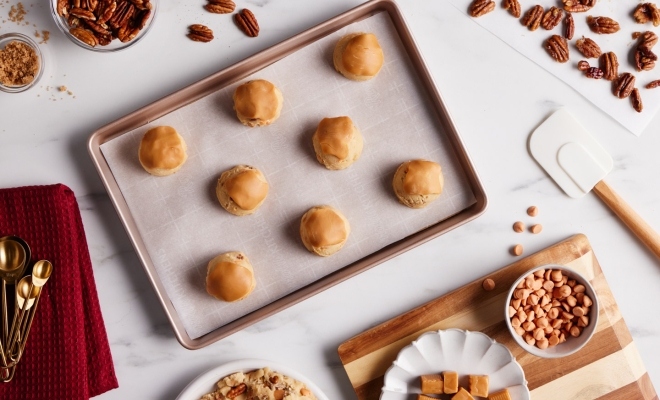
<box><xmin>1</xmin><ymin>0</ymin><xmax>660</xmax><ymax>399</ymax></box>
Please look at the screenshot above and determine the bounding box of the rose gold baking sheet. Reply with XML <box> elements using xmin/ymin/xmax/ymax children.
<box><xmin>88</xmin><ymin>0</ymin><xmax>487</xmax><ymax>349</ymax></box>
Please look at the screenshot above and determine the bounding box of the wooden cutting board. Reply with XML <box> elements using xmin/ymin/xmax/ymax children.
<box><xmin>338</xmin><ymin>234</ymin><xmax>657</xmax><ymax>400</ymax></box>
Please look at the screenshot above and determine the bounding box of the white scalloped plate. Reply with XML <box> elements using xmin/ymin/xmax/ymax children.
<box><xmin>381</xmin><ymin>329</ymin><xmax>530</xmax><ymax>400</ymax></box>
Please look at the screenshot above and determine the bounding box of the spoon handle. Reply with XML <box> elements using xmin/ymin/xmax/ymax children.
<box><xmin>1</xmin><ymin>281</ymin><xmax>6</xmax><ymax>347</ymax></box>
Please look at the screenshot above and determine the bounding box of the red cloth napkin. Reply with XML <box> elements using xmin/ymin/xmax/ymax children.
<box><xmin>0</xmin><ymin>184</ymin><xmax>118</xmax><ymax>399</ymax></box>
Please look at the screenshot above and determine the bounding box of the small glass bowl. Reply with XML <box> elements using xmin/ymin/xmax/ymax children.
<box><xmin>0</xmin><ymin>33</ymin><xmax>45</xmax><ymax>94</ymax></box>
<box><xmin>49</xmin><ymin>0</ymin><xmax>158</xmax><ymax>52</ymax></box>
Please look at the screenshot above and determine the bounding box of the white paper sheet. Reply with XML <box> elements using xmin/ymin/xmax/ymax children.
<box><xmin>100</xmin><ymin>12</ymin><xmax>477</xmax><ymax>339</ymax></box>
<box><xmin>447</xmin><ymin>0</ymin><xmax>659</xmax><ymax>136</ymax></box>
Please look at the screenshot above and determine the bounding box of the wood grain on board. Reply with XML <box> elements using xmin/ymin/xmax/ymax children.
<box><xmin>338</xmin><ymin>234</ymin><xmax>656</xmax><ymax>400</ymax></box>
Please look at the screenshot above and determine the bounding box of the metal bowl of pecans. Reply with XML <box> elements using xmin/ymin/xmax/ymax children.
<box><xmin>49</xmin><ymin>0</ymin><xmax>158</xmax><ymax>52</ymax></box>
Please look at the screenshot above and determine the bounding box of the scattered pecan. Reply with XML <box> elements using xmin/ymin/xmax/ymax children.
<box><xmin>188</xmin><ymin>24</ymin><xmax>214</xmax><ymax>42</ymax></box>
<box><xmin>69</xmin><ymin>7</ymin><xmax>96</xmax><ymax>20</ymax></box>
<box><xmin>562</xmin><ymin>0</ymin><xmax>595</xmax><ymax>13</ymax></box>
<box><xmin>578</xmin><ymin>60</ymin><xmax>590</xmax><ymax>71</ymax></box>
<box><xmin>613</xmin><ymin>73</ymin><xmax>636</xmax><ymax>98</ymax></box>
<box><xmin>634</xmin><ymin>3</ymin><xmax>660</xmax><ymax>27</ymax></box>
<box><xmin>639</xmin><ymin>31</ymin><xmax>659</xmax><ymax>49</ymax></box>
<box><xmin>545</xmin><ymin>35</ymin><xmax>569</xmax><ymax>63</ymax></box>
<box><xmin>631</xmin><ymin>88</ymin><xmax>643</xmax><ymax>112</ymax></box>
<box><xmin>205</xmin><ymin>0</ymin><xmax>235</xmax><ymax>14</ymax></box>
<box><xmin>542</xmin><ymin>7</ymin><xmax>563</xmax><ymax>30</ymax></box>
<box><xmin>636</xmin><ymin>47</ymin><xmax>657</xmax><ymax>71</ymax></box>
<box><xmin>585</xmin><ymin>67</ymin><xmax>604</xmax><ymax>79</ymax></box>
<box><xmin>565</xmin><ymin>12</ymin><xmax>574</xmax><ymax>39</ymax></box>
<box><xmin>522</xmin><ymin>5</ymin><xmax>544</xmax><ymax>31</ymax></box>
<box><xmin>599</xmin><ymin>52</ymin><xmax>619</xmax><ymax>81</ymax></box>
<box><xmin>69</xmin><ymin>27</ymin><xmax>98</xmax><ymax>46</ymax></box>
<box><xmin>646</xmin><ymin>79</ymin><xmax>660</xmax><ymax>88</ymax></box>
<box><xmin>503</xmin><ymin>0</ymin><xmax>521</xmax><ymax>17</ymax></box>
<box><xmin>576</xmin><ymin>37</ymin><xmax>601</xmax><ymax>58</ymax></box>
<box><xmin>633</xmin><ymin>32</ymin><xmax>643</xmax><ymax>39</ymax></box>
<box><xmin>587</xmin><ymin>16</ymin><xmax>620</xmax><ymax>34</ymax></box>
<box><xmin>227</xmin><ymin>383</ymin><xmax>247</xmax><ymax>399</ymax></box>
<box><xmin>235</xmin><ymin>8</ymin><xmax>259</xmax><ymax>37</ymax></box>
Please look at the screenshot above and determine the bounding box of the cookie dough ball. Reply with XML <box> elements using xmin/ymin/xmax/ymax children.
<box><xmin>312</xmin><ymin>116</ymin><xmax>363</xmax><ymax>170</ymax></box>
<box><xmin>333</xmin><ymin>32</ymin><xmax>384</xmax><ymax>81</ymax></box>
<box><xmin>206</xmin><ymin>251</ymin><xmax>256</xmax><ymax>302</ymax></box>
<box><xmin>233</xmin><ymin>79</ymin><xmax>284</xmax><ymax>127</ymax></box>
<box><xmin>216</xmin><ymin>165</ymin><xmax>269</xmax><ymax>216</ymax></box>
<box><xmin>392</xmin><ymin>160</ymin><xmax>444</xmax><ymax>209</ymax></box>
<box><xmin>138</xmin><ymin>126</ymin><xmax>188</xmax><ymax>176</ymax></box>
<box><xmin>300</xmin><ymin>205</ymin><xmax>350</xmax><ymax>257</ymax></box>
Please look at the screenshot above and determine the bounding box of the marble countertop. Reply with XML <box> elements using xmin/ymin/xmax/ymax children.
<box><xmin>2</xmin><ymin>0</ymin><xmax>660</xmax><ymax>398</ymax></box>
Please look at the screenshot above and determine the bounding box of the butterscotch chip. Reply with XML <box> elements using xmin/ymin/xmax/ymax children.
<box><xmin>482</xmin><ymin>278</ymin><xmax>496</xmax><ymax>291</ymax></box>
<box><xmin>527</xmin><ymin>205</ymin><xmax>539</xmax><ymax>217</ymax></box>
<box><xmin>530</xmin><ymin>224</ymin><xmax>543</xmax><ymax>234</ymax></box>
<box><xmin>512</xmin><ymin>244</ymin><xmax>523</xmax><ymax>256</ymax></box>
<box><xmin>513</xmin><ymin>221</ymin><xmax>525</xmax><ymax>233</ymax></box>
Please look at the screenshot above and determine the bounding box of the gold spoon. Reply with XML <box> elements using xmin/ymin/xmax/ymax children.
<box><xmin>31</xmin><ymin>260</ymin><xmax>52</xmax><ymax>288</ymax></box>
<box><xmin>6</xmin><ymin>276</ymin><xmax>40</xmax><ymax>360</ymax></box>
<box><xmin>0</xmin><ymin>240</ymin><xmax>25</xmax><ymax>353</ymax></box>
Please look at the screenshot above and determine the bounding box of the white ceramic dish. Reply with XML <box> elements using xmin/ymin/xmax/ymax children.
<box><xmin>381</xmin><ymin>329</ymin><xmax>529</xmax><ymax>400</ymax></box>
<box><xmin>505</xmin><ymin>264</ymin><xmax>599</xmax><ymax>359</ymax></box>
<box><xmin>175</xmin><ymin>359</ymin><xmax>329</xmax><ymax>400</ymax></box>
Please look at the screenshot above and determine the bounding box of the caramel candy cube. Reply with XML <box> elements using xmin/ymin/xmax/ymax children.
<box><xmin>420</xmin><ymin>374</ymin><xmax>444</xmax><ymax>394</ymax></box>
<box><xmin>451</xmin><ymin>387</ymin><xmax>475</xmax><ymax>400</ymax></box>
<box><xmin>417</xmin><ymin>395</ymin><xmax>437</xmax><ymax>400</ymax></box>
<box><xmin>443</xmin><ymin>371</ymin><xmax>459</xmax><ymax>394</ymax></box>
<box><xmin>469</xmin><ymin>375</ymin><xmax>489</xmax><ymax>397</ymax></box>
<box><xmin>488</xmin><ymin>388</ymin><xmax>512</xmax><ymax>400</ymax></box>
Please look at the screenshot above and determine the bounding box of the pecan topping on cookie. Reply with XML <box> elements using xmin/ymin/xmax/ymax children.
<box><xmin>503</xmin><ymin>0</ymin><xmax>521</xmax><ymax>18</ymax></box>
<box><xmin>631</xmin><ymin>88</ymin><xmax>643</xmax><ymax>112</ymax></box>
<box><xmin>542</xmin><ymin>7</ymin><xmax>563</xmax><ymax>30</ymax></box>
<box><xmin>599</xmin><ymin>52</ymin><xmax>619</xmax><ymax>81</ymax></box>
<box><xmin>587</xmin><ymin>16</ymin><xmax>620</xmax><ymax>34</ymax></box>
<box><xmin>576</xmin><ymin>37</ymin><xmax>601</xmax><ymax>58</ymax></box>
<box><xmin>522</xmin><ymin>5</ymin><xmax>544</xmax><ymax>31</ymax></box>
<box><xmin>545</xmin><ymin>35</ymin><xmax>569</xmax><ymax>63</ymax></box>
<box><xmin>613</xmin><ymin>73</ymin><xmax>636</xmax><ymax>99</ymax></box>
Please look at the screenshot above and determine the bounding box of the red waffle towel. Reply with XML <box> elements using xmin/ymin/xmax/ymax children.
<box><xmin>0</xmin><ymin>184</ymin><xmax>118</xmax><ymax>399</ymax></box>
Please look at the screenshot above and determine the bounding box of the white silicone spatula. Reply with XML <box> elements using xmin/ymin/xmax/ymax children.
<box><xmin>530</xmin><ymin>108</ymin><xmax>660</xmax><ymax>259</ymax></box>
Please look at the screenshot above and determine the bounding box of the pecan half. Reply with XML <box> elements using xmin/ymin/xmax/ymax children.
<box><xmin>542</xmin><ymin>7</ymin><xmax>563</xmax><ymax>30</ymax></box>
<box><xmin>646</xmin><ymin>79</ymin><xmax>660</xmax><ymax>88</ymax></box>
<box><xmin>235</xmin><ymin>8</ymin><xmax>259</xmax><ymax>37</ymax></box>
<box><xmin>634</xmin><ymin>3</ymin><xmax>660</xmax><ymax>27</ymax></box>
<box><xmin>69</xmin><ymin>7</ymin><xmax>96</xmax><ymax>20</ymax></box>
<box><xmin>599</xmin><ymin>52</ymin><xmax>619</xmax><ymax>81</ymax></box>
<box><xmin>576</xmin><ymin>37</ymin><xmax>601</xmax><ymax>58</ymax></box>
<box><xmin>57</xmin><ymin>0</ymin><xmax>69</xmax><ymax>16</ymax></box>
<box><xmin>631</xmin><ymin>88</ymin><xmax>643</xmax><ymax>112</ymax></box>
<box><xmin>227</xmin><ymin>383</ymin><xmax>247</xmax><ymax>399</ymax></box>
<box><xmin>565</xmin><ymin>12</ymin><xmax>574</xmax><ymax>39</ymax></box>
<box><xmin>522</xmin><ymin>5</ymin><xmax>544</xmax><ymax>31</ymax></box>
<box><xmin>613</xmin><ymin>73</ymin><xmax>636</xmax><ymax>98</ymax></box>
<box><xmin>69</xmin><ymin>27</ymin><xmax>98</xmax><ymax>46</ymax></box>
<box><xmin>635</xmin><ymin>47</ymin><xmax>657</xmax><ymax>71</ymax></box>
<box><xmin>545</xmin><ymin>35</ymin><xmax>569</xmax><ymax>63</ymax></box>
<box><xmin>118</xmin><ymin>26</ymin><xmax>139</xmax><ymax>42</ymax></box>
<box><xmin>562</xmin><ymin>0</ymin><xmax>594</xmax><ymax>13</ymax></box>
<box><xmin>188</xmin><ymin>24</ymin><xmax>214</xmax><ymax>42</ymax></box>
<box><xmin>67</xmin><ymin>15</ymin><xmax>80</xmax><ymax>27</ymax></box>
<box><xmin>640</xmin><ymin>31</ymin><xmax>659</xmax><ymax>49</ymax></box>
<box><xmin>578</xmin><ymin>60</ymin><xmax>590</xmax><ymax>71</ymax></box>
<box><xmin>97</xmin><ymin>1</ymin><xmax>116</xmax><ymax>24</ymax></box>
<box><xmin>585</xmin><ymin>67</ymin><xmax>603</xmax><ymax>79</ymax></box>
<box><xmin>503</xmin><ymin>0</ymin><xmax>521</xmax><ymax>18</ymax></box>
<box><xmin>205</xmin><ymin>0</ymin><xmax>235</xmax><ymax>14</ymax></box>
<box><xmin>587</xmin><ymin>16</ymin><xmax>620</xmax><ymax>34</ymax></box>
<box><xmin>83</xmin><ymin>19</ymin><xmax>110</xmax><ymax>35</ymax></box>
<box><xmin>136</xmin><ymin>9</ymin><xmax>151</xmax><ymax>30</ymax></box>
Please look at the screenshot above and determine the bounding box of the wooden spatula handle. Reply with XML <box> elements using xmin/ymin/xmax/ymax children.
<box><xmin>593</xmin><ymin>180</ymin><xmax>660</xmax><ymax>259</ymax></box>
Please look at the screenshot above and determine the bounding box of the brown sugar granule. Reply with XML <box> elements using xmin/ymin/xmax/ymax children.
<box><xmin>0</xmin><ymin>41</ymin><xmax>39</xmax><ymax>86</ymax></box>
<box><xmin>40</xmin><ymin>31</ymin><xmax>49</xmax><ymax>44</ymax></box>
<box><xmin>8</xmin><ymin>2</ymin><xmax>26</xmax><ymax>24</ymax></box>
<box><xmin>58</xmin><ymin>85</ymin><xmax>66</xmax><ymax>92</ymax></box>
<box><xmin>34</xmin><ymin>29</ymin><xmax>39</xmax><ymax>38</ymax></box>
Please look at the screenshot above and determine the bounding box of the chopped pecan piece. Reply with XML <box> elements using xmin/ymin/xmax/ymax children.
<box><xmin>562</xmin><ymin>0</ymin><xmax>595</xmax><ymax>13</ymax></box>
<box><xmin>633</xmin><ymin>31</ymin><xmax>643</xmax><ymax>39</ymax></box>
<box><xmin>631</xmin><ymin>88</ymin><xmax>643</xmax><ymax>112</ymax></box>
<box><xmin>646</xmin><ymin>79</ymin><xmax>660</xmax><ymax>88</ymax></box>
<box><xmin>613</xmin><ymin>73</ymin><xmax>636</xmax><ymax>98</ymax></box>
<box><xmin>69</xmin><ymin>27</ymin><xmax>98</xmax><ymax>46</ymax></box>
<box><xmin>599</xmin><ymin>52</ymin><xmax>619</xmax><ymax>81</ymax></box>
<box><xmin>634</xmin><ymin>3</ymin><xmax>660</xmax><ymax>27</ymax></box>
<box><xmin>585</xmin><ymin>67</ymin><xmax>604</xmax><ymax>79</ymax></box>
<box><xmin>205</xmin><ymin>0</ymin><xmax>236</xmax><ymax>14</ymax></box>
<box><xmin>565</xmin><ymin>12</ymin><xmax>574</xmax><ymax>39</ymax></box>
<box><xmin>542</xmin><ymin>7</ymin><xmax>563</xmax><ymax>30</ymax></box>
<box><xmin>576</xmin><ymin>37</ymin><xmax>601</xmax><ymax>58</ymax></box>
<box><xmin>545</xmin><ymin>35</ymin><xmax>569</xmax><ymax>63</ymax></box>
<box><xmin>578</xmin><ymin>60</ymin><xmax>590</xmax><ymax>71</ymax></box>
<box><xmin>587</xmin><ymin>16</ymin><xmax>620</xmax><ymax>34</ymax></box>
<box><xmin>503</xmin><ymin>0</ymin><xmax>521</xmax><ymax>18</ymax></box>
<box><xmin>522</xmin><ymin>5</ymin><xmax>544</xmax><ymax>31</ymax></box>
<box><xmin>188</xmin><ymin>24</ymin><xmax>214</xmax><ymax>42</ymax></box>
<box><xmin>227</xmin><ymin>383</ymin><xmax>247</xmax><ymax>399</ymax></box>
<box><xmin>235</xmin><ymin>8</ymin><xmax>259</xmax><ymax>37</ymax></box>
